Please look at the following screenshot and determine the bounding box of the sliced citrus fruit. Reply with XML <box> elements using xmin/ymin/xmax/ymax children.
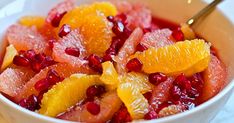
<box><xmin>120</xmin><ymin>72</ymin><xmax>153</xmax><ymax>94</ymax></box>
<box><xmin>58</xmin><ymin>91</ymin><xmax>122</xmax><ymax>122</ymax></box>
<box><xmin>198</xmin><ymin>55</ymin><xmax>227</xmax><ymax>103</ymax></box>
<box><xmin>59</xmin><ymin>2</ymin><xmax>117</xmax><ymax>55</ymax></box>
<box><xmin>117</xmin><ymin>82</ymin><xmax>149</xmax><ymax>119</ymax></box>
<box><xmin>39</xmin><ymin>74</ymin><xmax>100</xmax><ymax>117</ymax></box>
<box><xmin>0</xmin><ymin>66</ymin><xmax>35</xmax><ymax>97</ymax></box>
<box><xmin>158</xmin><ymin>104</ymin><xmax>186</xmax><ymax>117</ymax></box>
<box><xmin>19</xmin><ymin>16</ymin><xmax>45</xmax><ymax>29</ymax></box>
<box><xmin>114</xmin><ymin>28</ymin><xmax>143</xmax><ymax>73</ymax></box>
<box><xmin>6</xmin><ymin>24</ymin><xmax>50</xmax><ymax>55</ymax></box>
<box><xmin>52</xmin><ymin>29</ymin><xmax>87</xmax><ymax>66</ymax></box>
<box><xmin>140</xmin><ymin>29</ymin><xmax>174</xmax><ymax>48</ymax></box>
<box><xmin>14</xmin><ymin>63</ymin><xmax>93</xmax><ymax>102</ymax></box>
<box><xmin>133</xmin><ymin>39</ymin><xmax>211</xmax><ymax>76</ymax></box>
<box><xmin>1</xmin><ymin>45</ymin><xmax>18</xmax><ymax>70</ymax></box>
<box><xmin>100</xmin><ymin>61</ymin><xmax>119</xmax><ymax>90</ymax></box>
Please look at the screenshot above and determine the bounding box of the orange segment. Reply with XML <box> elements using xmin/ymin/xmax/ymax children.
<box><xmin>1</xmin><ymin>45</ymin><xmax>18</xmax><ymax>71</ymax></box>
<box><xmin>180</xmin><ymin>23</ymin><xmax>196</xmax><ymax>40</ymax></box>
<box><xmin>39</xmin><ymin>74</ymin><xmax>100</xmax><ymax>117</ymax></box>
<box><xmin>59</xmin><ymin>2</ymin><xmax>117</xmax><ymax>55</ymax></box>
<box><xmin>100</xmin><ymin>61</ymin><xmax>119</xmax><ymax>90</ymax></box>
<box><xmin>117</xmin><ymin>82</ymin><xmax>149</xmax><ymax>119</ymax></box>
<box><xmin>133</xmin><ymin>39</ymin><xmax>211</xmax><ymax>76</ymax></box>
<box><xmin>19</xmin><ymin>16</ymin><xmax>45</xmax><ymax>29</ymax></box>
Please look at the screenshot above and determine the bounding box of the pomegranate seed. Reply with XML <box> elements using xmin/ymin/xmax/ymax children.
<box><xmin>110</xmin><ymin>37</ymin><xmax>125</xmax><ymax>52</ymax></box>
<box><xmin>48</xmin><ymin>39</ymin><xmax>56</xmax><ymax>49</ymax></box>
<box><xmin>148</xmin><ymin>73</ymin><xmax>168</xmax><ymax>85</ymax></box>
<box><xmin>143</xmin><ymin>28</ymin><xmax>151</xmax><ymax>34</ymax></box>
<box><xmin>172</xmin><ymin>28</ymin><xmax>184</xmax><ymax>41</ymax></box>
<box><xmin>65</xmin><ymin>47</ymin><xmax>80</xmax><ymax>57</ymax></box>
<box><xmin>42</xmin><ymin>56</ymin><xmax>56</xmax><ymax>67</ymax></box>
<box><xmin>31</xmin><ymin>61</ymin><xmax>42</xmax><ymax>72</ymax></box>
<box><xmin>174</xmin><ymin>73</ymin><xmax>187</xmax><ymax>86</ymax></box>
<box><xmin>107</xmin><ymin>16</ymin><xmax>115</xmax><ymax>22</ymax></box>
<box><xmin>126</xmin><ymin>58</ymin><xmax>143</xmax><ymax>72</ymax></box>
<box><xmin>18</xmin><ymin>98</ymin><xmax>28</xmax><ymax>109</ymax></box>
<box><xmin>24</xmin><ymin>50</ymin><xmax>36</xmax><ymax>60</ymax></box>
<box><xmin>86</xmin><ymin>102</ymin><xmax>100</xmax><ymax>115</ymax></box>
<box><xmin>51</xmin><ymin>12</ymin><xmax>67</xmax><ymax>27</ymax></box>
<box><xmin>111</xmin><ymin>106</ymin><xmax>132</xmax><ymax>122</ymax></box>
<box><xmin>115</xmin><ymin>13</ymin><xmax>127</xmax><ymax>25</ymax></box>
<box><xmin>144</xmin><ymin>110</ymin><xmax>158</xmax><ymax>120</ymax></box>
<box><xmin>47</xmin><ymin>69</ymin><xmax>61</xmax><ymax>85</ymax></box>
<box><xmin>86</xmin><ymin>85</ymin><xmax>106</xmax><ymax>98</ymax></box>
<box><xmin>136</xmin><ymin>43</ymin><xmax>148</xmax><ymax>52</ymax></box>
<box><xmin>34</xmin><ymin>78</ymin><xmax>50</xmax><ymax>92</ymax></box>
<box><xmin>18</xmin><ymin>50</ymin><xmax>26</xmax><ymax>55</ymax></box>
<box><xmin>121</xmin><ymin>27</ymin><xmax>132</xmax><ymax>40</ymax></box>
<box><xmin>34</xmin><ymin>53</ymin><xmax>46</xmax><ymax>62</ymax></box>
<box><xmin>103</xmin><ymin>48</ymin><xmax>115</xmax><ymax>62</ymax></box>
<box><xmin>171</xmin><ymin>86</ymin><xmax>182</xmax><ymax>100</ymax></box>
<box><xmin>58</xmin><ymin>24</ymin><xmax>71</xmax><ymax>38</ymax></box>
<box><xmin>112</xmin><ymin>21</ymin><xmax>125</xmax><ymax>36</ymax></box>
<box><xmin>88</xmin><ymin>54</ymin><xmax>103</xmax><ymax>73</ymax></box>
<box><xmin>37</xmin><ymin>90</ymin><xmax>47</xmax><ymax>103</ymax></box>
<box><xmin>27</xmin><ymin>94</ymin><xmax>39</xmax><ymax>111</ymax></box>
<box><xmin>143</xmin><ymin>91</ymin><xmax>152</xmax><ymax>101</ymax></box>
<box><xmin>13</xmin><ymin>55</ymin><xmax>30</xmax><ymax>66</ymax></box>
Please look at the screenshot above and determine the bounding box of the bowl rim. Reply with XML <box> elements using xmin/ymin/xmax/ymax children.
<box><xmin>0</xmin><ymin>0</ymin><xmax>234</xmax><ymax>123</ymax></box>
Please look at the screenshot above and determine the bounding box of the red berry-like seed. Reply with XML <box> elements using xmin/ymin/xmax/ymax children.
<box><xmin>112</xmin><ymin>21</ymin><xmax>125</xmax><ymax>36</ymax></box>
<box><xmin>48</xmin><ymin>39</ymin><xmax>56</xmax><ymax>49</ymax></box>
<box><xmin>88</xmin><ymin>54</ymin><xmax>103</xmax><ymax>73</ymax></box>
<box><xmin>24</xmin><ymin>50</ymin><xmax>36</xmax><ymax>60</ymax></box>
<box><xmin>103</xmin><ymin>48</ymin><xmax>115</xmax><ymax>62</ymax></box>
<box><xmin>136</xmin><ymin>43</ymin><xmax>148</xmax><ymax>52</ymax></box>
<box><xmin>27</xmin><ymin>94</ymin><xmax>39</xmax><ymax>111</ymax></box>
<box><xmin>86</xmin><ymin>85</ymin><xmax>106</xmax><ymax>98</ymax></box>
<box><xmin>107</xmin><ymin>16</ymin><xmax>115</xmax><ymax>22</ymax></box>
<box><xmin>18</xmin><ymin>98</ymin><xmax>28</xmax><ymax>108</ymax></box>
<box><xmin>126</xmin><ymin>58</ymin><xmax>143</xmax><ymax>72</ymax></box>
<box><xmin>13</xmin><ymin>55</ymin><xmax>30</xmax><ymax>66</ymax></box>
<box><xmin>86</xmin><ymin>102</ymin><xmax>100</xmax><ymax>115</ymax></box>
<box><xmin>51</xmin><ymin>12</ymin><xmax>67</xmax><ymax>27</ymax></box>
<box><xmin>58</xmin><ymin>24</ymin><xmax>71</xmax><ymax>38</ymax></box>
<box><xmin>111</xmin><ymin>106</ymin><xmax>132</xmax><ymax>122</ymax></box>
<box><xmin>172</xmin><ymin>28</ymin><xmax>184</xmax><ymax>41</ymax></box>
<box><xmin>47</xmin><ymin>69</ymin><xmax>61</xmax><ymax>85</ymax></box>
<box><xmin>31</xmin><ymin>61</ymin><xmax>41</xmax><ymax>72</ymax></box>
<box><xmin>34</xmin><ymin>78</ymin><xmax>50</xmax><ymax>92</ymax></box>
<box><xmin>143</xmin><ymin>91</ymin><xmax>152</xmax><ymax>101</ymax></box>
<box><xmin>144</xmin><ymin>110</ymin><xmax>157</xmax><ymax>120</ymax></box>
<box><xmin>171</xmin><ymin>85</ymin><xmax>182</xmax><ymax>100</ymax></box>
<box><xmin>115</xmin><ymin>13</ymin><xmax>127</xmax><ymax>25</ymax></box>
<box><xmin>65</xmin><ymin>47</ymin><xmax>80</xmax><ymax>57</ymax></box>
<box><xmin>143</xmin><ymin>28</ymin><xmax>151</xmax><ymax>33</ymax></box>
<box><xmin>174</xmin><ymin>73</ymin><xmax>187</xmax><ymax>86</ymax></box>
<box><xmin>148</xmin><ymin>72</ymin><xmax>168</xmax><ymax>85</ymax></box>
<box><xmin>34</xmin><ymin>53</ymin><xmax>46</xmax><ymax>62</ymax></box>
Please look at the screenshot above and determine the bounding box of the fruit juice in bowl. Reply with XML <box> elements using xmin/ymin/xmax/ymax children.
<box><xmin>0</xmin><ymin>0</ymin><xmax>234</xmax><ymax>123</ymax></box>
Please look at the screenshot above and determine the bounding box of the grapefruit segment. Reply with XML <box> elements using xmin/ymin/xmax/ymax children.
<box><xmin>52</xmin><ymin>29</ymin><xmax>87</xmax><ymax>66</ymax></box>
<box><xmin>0</xmin><ymin>67</ymin><xmax>35</xmax><ymax>97</ymax></box>
<box><xmin>114</xmin><ymin>28</ymin><xmax>143</xmax><ymax>73</ymax></box>
<box><xmin>6</xmin><ymin>25</ymin><xmax>50</xmax><ymax>54</ymax></box>
<box><xmin>58</xmin><ymin>91</ymin><xmax>122</xmax><ymax>122</ymax></box>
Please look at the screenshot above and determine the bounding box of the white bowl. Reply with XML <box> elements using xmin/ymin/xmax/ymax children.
<box><xmin>0</xmin><ymin>0</ymin><xmax>234</xmax><ymax>123</ymax></box>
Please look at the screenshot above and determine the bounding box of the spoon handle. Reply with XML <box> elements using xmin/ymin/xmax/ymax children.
<box><xmin>186</xmin><ymin>0</ymin><xmax>223</xmax><ymax>26</ymax></box>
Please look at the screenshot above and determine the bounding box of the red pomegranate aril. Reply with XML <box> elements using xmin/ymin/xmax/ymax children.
<box><xmin>144</xmin><ymin>110</ymin><xmax>158</xmax><ymax>120</ymax></box>
<box><xmin>148</xmin><ymin>73</ymin><xmax>168</xmax><ymax>85</ymax></box>
<box><xmin>115</xmin><ymin>13</ymin><xmax>127</xmax><ymax>25</ymax></box>
<box><xmin>174</xmin><ymin>73</ymin><xmax>187</xmax><ymax>86</ymax></box>
<box><xmin>65</xmin><ymin>47</ymin><xmax>80</xmax><ymax>57</ymax></box>
<box><xmin>27</xmin><ymin>94</ymin><xmax>39</xmax><ymax>111</ymax></box>
<box><xmin>18</xmin><ymin>50</ymin><xmax>26</xmax><ymax>55</ymax></box>
<box><xmin>48</xmin><ymin>39</ymin><xmax>56</xmax><ymax>49</ymax></box>
<box><xmin>43</xmin><ymin>56</ymin><xmax>56</xmax><ymax>67</ymax></box>
<box><xmin>107</xmin><ymin>15</ymin><xmax>115</xmax><ymax>22</ymax></box>
<box><xmin>136</xmin><ymin>43</ymin><xmax>148</xmax><ymax>52</ymax></box>
<box><xmin>121</xmin><ymin>27</ymin><xmax>132</xmax><ymax>40</ymax></box>
<box><xmin>13</xmin><ymin>55</ymin><xmax>30</xmax><ymax>66</ymax></box>
<box><xmin>126</xmin><ymin>58</ymin><xmax>143</xmax><ymax>72</ymax></box>
<box><xmin>51</xmin><ymin>12</ymin><xmax>67</xmax><ymax>27</ymax></box>
<box><xmin>31</xmin><ymin>61</ymin><xmax>42</xmax><ymax>72</ymax></box>
<box><xmin>143</xmin><ymin>91</ymin><xmax>152</xmax><ymax>101</ymax></box>
<box><xmin>18</xmin><ymin>98</ymin><xmax>28</xmax><ymax>108</ymax></box>
<box><xmin>171</xmin><ymin>86</ymin><xmax>182</xmax><ymax>100</ymax></box>
<box><xmin>86</xmin><ymin>102</ymin><xmax>100</xmax><ymax>115</ymax></box>
<box><xmin>34</xmin><ymin>78</ymin><xmax>50</xmax><ymax>92</ymax></box>
<box><xmin>111</xmin><ymin>106</ymin><xmax>132</xmax><ymax>123</ymax></box>
<box><xmin>143</xmin><ymin>28</ymin><xmax>152</xmax><ymax>34</ymax></box>
<box><xmin>88</xmin><ymin>54</ymin><xmax>103</xmax><ymax>73</ymax></box>
<box><xmin>37</xmin><ymin>90</ymin><xmax>47</xmax><ymax>103</ymax></box>
<box><xmin>34</xmin><ymin>53</ymin><xmax>46</xmax><ymax>62</ymax></box>
<box><xmin>47</xmin><ymin>69</ymin><xmax>61</xmax><ymax>84</ymax></box>
<box><xmin>172</xmin><ymin>28</ymin><xmax>184</xmax><ymax>41</ymax></box>
<box><xmin>86</xmin><ymin>85</ymin><xmax>106</xmax><ymax>98</ymax></box>
<box><xmin>58</xmin><ymin>24</ymin><xmax>71</xmax><ymax>38</ymax></box>
<box><xmin>24</xmin><ymin>50</ymin><xmax>36</xmax><ymax>60</ymax></box>
<box><xmin>112</xmin><ymin>21</ymin><xmax>125</xmax><ymax>36</ymax></box>
<box><xmin>103</xmin><ymin>48</ymin><xmax>116</xmax><ymax>62</ymax></box>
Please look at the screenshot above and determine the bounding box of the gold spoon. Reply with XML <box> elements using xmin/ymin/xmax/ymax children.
<box><xmin>186</xmin><ymin>0</ymin><xmax>223</xmax><ymax>26</ymax></box>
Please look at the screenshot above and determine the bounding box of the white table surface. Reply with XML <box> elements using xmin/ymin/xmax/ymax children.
<box><xmin>0</xmin><ymin>0</ymin><xmax>233</xmax><ymax>123</ymax></box>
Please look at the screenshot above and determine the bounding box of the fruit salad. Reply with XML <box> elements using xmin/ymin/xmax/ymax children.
<box><xmin>0</xmin><ymin>0</ymin><xmax>227</xmax><ymax>122</ymax></box>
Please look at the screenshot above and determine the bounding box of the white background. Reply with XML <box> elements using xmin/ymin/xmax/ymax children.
<box><xmin>0</xmin><ymin>0</ymin><xmax>233</xmax><ymax>123</ymax></box>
